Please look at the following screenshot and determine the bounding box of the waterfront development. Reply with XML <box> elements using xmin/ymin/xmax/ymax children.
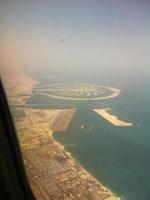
<box><xmin>3</xmin><ymin>69</ymin><xmax>150</xmax><ymax>200</ymax></box>
<box><xmin>3</xmin><ymin>72</ymin><xmax>120</xmax><ymax>200</ymax></box>
<box><xmin>1</xmin><ymin>1</ymin><xmax>150</xmax><ymax>199</ymax></box>
<box><xmin>51</xmin><ymin>75</ymin><xmax>150</xmax><ymax>200</ymax></box>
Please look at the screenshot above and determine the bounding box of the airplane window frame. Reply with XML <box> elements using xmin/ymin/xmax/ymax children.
<box><xmin>0</xmin><ymin>80</ymin><xmax>35</xmax><ymax>200</ymax></box>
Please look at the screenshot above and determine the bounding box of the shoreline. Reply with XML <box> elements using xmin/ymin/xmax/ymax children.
<box><xmin>6</xmin><ymin>72</ymin><xmax>121</xmax><ymax>200</ymax></box>
<box><xmin>52</xmin><ymin>130</ymin><xmax>121</xmax><ymax>200</ymax></box>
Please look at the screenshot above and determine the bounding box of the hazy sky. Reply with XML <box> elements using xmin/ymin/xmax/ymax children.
<box><xmin>1</xmin><ymin>0</ymin><xmax>150</xmax><ymax>75</ymax></box>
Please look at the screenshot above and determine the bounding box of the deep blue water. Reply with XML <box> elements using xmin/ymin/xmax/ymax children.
<box><xmin>29</xmin><ymin>70</ymin><xmax>150</xmax><ymax>200</ymax></box>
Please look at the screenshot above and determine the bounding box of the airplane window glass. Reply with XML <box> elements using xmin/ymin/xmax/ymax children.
<box><xmin>1</xmin><ymin>1</ymin><xmax>150</xmax><ymax>200</ymax></box>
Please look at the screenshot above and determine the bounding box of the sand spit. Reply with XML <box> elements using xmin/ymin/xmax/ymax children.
<box><xmin>94</xmin><ymin>108</ymin><xmax>133</xmax><ymax>127</ymax></box>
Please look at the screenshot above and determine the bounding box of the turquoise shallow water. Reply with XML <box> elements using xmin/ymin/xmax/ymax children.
<box><xmin>28</xmin><ymin>71</ymin><xmax>150</xmax><ymax>200</ymax></box>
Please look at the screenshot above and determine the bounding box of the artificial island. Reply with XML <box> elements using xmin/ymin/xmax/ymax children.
<box><xmin>2</xmin><ymin>72</ymin><xmax>123</xmax><ymax>200</ymax></box>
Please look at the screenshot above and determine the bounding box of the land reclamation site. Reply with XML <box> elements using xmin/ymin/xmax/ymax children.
<box><xmin>3</xmin><ymin>74</ymin><xmax>121</xmax><ymax>200</ymax></box>
<box><xmin>34</xmin><ymin>83</ymin><xmax>121</xmax><ymax>101</ymax></box>
<box><xmin>33</xmin><ymin>83</ymin><xmax>132</xmax><ymax>127</ymax></box>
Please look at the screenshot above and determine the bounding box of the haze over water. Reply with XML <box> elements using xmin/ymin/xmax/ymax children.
<box><xmin>27</xmin><ymin>69</ymin><xmax>150</xmax><ymax>200</ymax></box>
<box><xmin>1</xmin><ymin>1</ymin><xmax>150</xmax><ymax>199</ymax></box>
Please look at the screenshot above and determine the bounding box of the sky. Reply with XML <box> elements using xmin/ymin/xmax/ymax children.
<box><xmin>0</xmin><ymin>0</ymin><xmax>150</xmax><ymax>77</ymax></box>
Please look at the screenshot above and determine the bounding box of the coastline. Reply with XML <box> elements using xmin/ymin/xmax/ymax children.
<box><xmin>5</xmin><ymin>72</ymin><xmax>121</xmax><ymax>200</ymax></box>
<box><xmin>47</xmin><ymin>107</ymin><xmax>121</xmax><ymax>199</ymax></box>
<box><xmin>53</xmin><ymin>131</ymin><xmax>121</xmax><ymax>200</ymax></box>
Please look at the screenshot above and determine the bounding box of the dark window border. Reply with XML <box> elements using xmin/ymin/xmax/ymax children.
<box><xmin>0</xmin><ymin>80</ymin><xmax>35</xmax><ymax>200</ymax></box>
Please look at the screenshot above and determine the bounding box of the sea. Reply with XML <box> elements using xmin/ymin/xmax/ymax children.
<box><xmin>27</xmin><ymin>69</ymin><xmax>150</xmax><ymax>200</ymax></box>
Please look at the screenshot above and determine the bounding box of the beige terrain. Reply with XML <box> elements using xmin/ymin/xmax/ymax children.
<box><xmin>1</xmin><ymin>72</ymin><xmax>37</xmax><ymax>105</ymax></box>
<box><xmin>94</xmin><ymin>108</ymin><xmax>133</xmax><ymax>127</ymax></box>
<box><xmin>3</xmin><ymin>72</ymin><xmax>120</xmax><ymax>200</ymax></box>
